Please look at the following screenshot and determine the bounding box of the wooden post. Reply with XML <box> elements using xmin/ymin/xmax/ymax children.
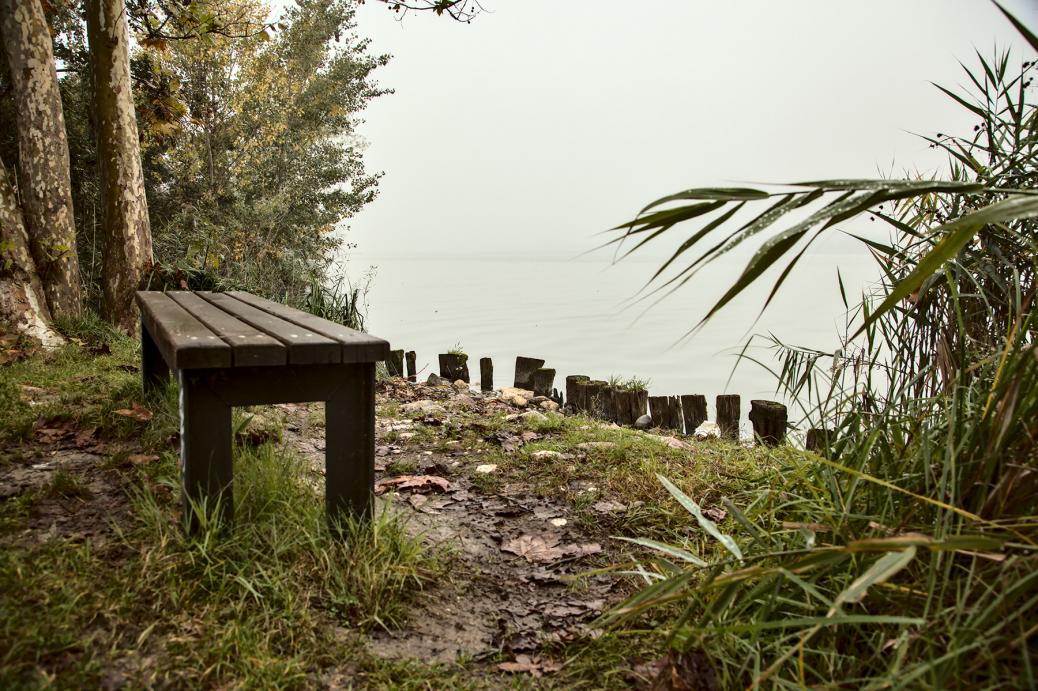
<box><xmin>680</xmin><ymin>395</ymin><xmax>707</xmax><ymax>434</ymax></box>
<box><xmin>531</xmin><ymin>367</ymin><xmax>556</xmax><ymax>397</ymax></box>
<box><xmin>566</xmin><ymin>375</ymin><xmax>589</xmax><ymax>411</ymax></box>
<box><xmin>716</xmin><ymin>394</ymin><xmax>740</xmax><ymax>439</ymax></box>
<box><xmin>648</xmin><ymin>395</ymin><xmax>668</xmax><ymax>429</ymax></box>
<box><xmin>438</xmin><ymin>353</ymin><xmax>470</xmax><ymax>382</ymax></box>
<box><xmin>611</xmin><ymin>388</ymin><xmax>632</xmax><ymax>425</ymax></box>
<box><xmin>666</xmin><ymin>396</ymin><xmax>683</xmax><ymax>431</ymax></box>
<box><xmin>479</xmin><ymin>357</ymin><xmax>493</xmax><ymax>392</ymax></box>
<box><xmin>141</xmin><ymin>317</ymin><xmax>169</xmax><ymax>394</ymax></box>
<box><xmin>628</xmin><ymin>389</ymin><xmax>644</xmax><ymax>425</ymax></box>
<box><xmin>386</xmin><ymin>349</ymin><xmax>404</xmax><ymax>377</ymax></box>
<box><xmin>748</xmin><ymin>400</ymin><xmax>787</xmax><ymax>446</ymax></box>
<box><xmin>586</xmin><ymin>380</ymin><xmax>608</xmax><ymax>419</ymax></box>
<box><xmin>405</xmin><ymin>350</ymin><xmax>416</xmax><ymax>382</ymax></box>
<box><xmin>514</xmin><ymin>356</ymin><xmax>545</xmax><ymax>389</ymax></box>
<box><xmin>572</xmin><ymin>378</ymin><xmax>591</xmax><ymax>413</ymax></box>
<box><xmin>806</xmin><ymin>428</ymin><xmax>830</xmax><ymax>453</ymax></box>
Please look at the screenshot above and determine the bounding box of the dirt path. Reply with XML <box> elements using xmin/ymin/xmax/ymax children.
<box><xmin>280</xmin><ymin>379</ymin><xmax>628</xmax><ymax>673</ymax></box>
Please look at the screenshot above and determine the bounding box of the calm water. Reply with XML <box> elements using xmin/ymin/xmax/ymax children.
<box><xmin>351</xmin><ymin>253</ymin><xmax>880</xmax><ymax>425</ymax></box>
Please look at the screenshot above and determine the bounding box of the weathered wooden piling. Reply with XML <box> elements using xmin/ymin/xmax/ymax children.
<box><xmin>514</xmin><ymin>356</ymin><xmax>545</xmax><ymax>389</ymax></box>
<box><xmin>602</xmin><ymin>385</ymin><xmax>619</xmax><ymax>422</ymax></box>
<box><xmin>806</xmin><ymin>428</ymin><xmax>830</xmax><ymax>453</ymax></box>
<box><xmin>586</xmin><ymin>380</ymin><xmax>609</xmax><ymax>419</ymax></box>
<box><xmin>611</xmin><ymin>388</ymin><xmax>632</xmax><ymax>425</ymax></box>
<box><xmin>566</xmin><ymin>375</ymin><xmax>589</xmax><ymax>412</ymax></box>
<box><xmin>716</xmin><ymin>394</ymin><xmax>741</xmax><ymax>439</ymax></box>
<box><xmin>680</xmin><ymin>394</ymin><xmax>707</xmax><ymax>434</ymax></box>
<box><xmin>438</xmin><ymin>353</ymin><xmax>470</xmax><ymax>383</ymax></box>
<box><xmin>749</xmin><ymin>400</ymin><xmax>787</xmax><ymax>446</ymax></box>
<box><xmin>531</xmin><ymin>368</ymin><xmax>556</xmax><ymax>397</ymax></box>
<box><xmin>386</xmin><ymin>349</ymin><xmax>404</xmax><ymax>377</ymax></box>
<box><xmin>572</xmin><ymin>377</ymin><xmax>591</xmax><ymax>413</ymax></box>
<box><xmin>613</xmin><ymin>388</ymin><xmax>648</xmax><ymax>426</ymax></box>
<box><xmin>479</xmin><ymin>357</ymin><xmax>493</xmax><ymax>391</ymax></box>
<box><xmin>648</xmin><ymin>395</ymin><xmax>682</xmax><ymax>431</ymax></box>
<box><xmin>405</xmin><ymin>351</ymin><xmax>416</xmax><ymax>382</ymax></box>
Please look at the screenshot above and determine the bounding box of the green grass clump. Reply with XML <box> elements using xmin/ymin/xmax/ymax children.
<box><xmin>607</xmin><ymin>374</ymin><xmax>650</xmax><ymax>391</ymax></box>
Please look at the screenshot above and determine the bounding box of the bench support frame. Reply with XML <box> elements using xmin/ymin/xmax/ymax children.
<box><xmin>142</xmin><ymin>319</ymin><xmax>375</xmax><ymax>533</ymax></box>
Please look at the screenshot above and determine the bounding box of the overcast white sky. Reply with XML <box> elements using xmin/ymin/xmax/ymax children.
<box><xmin>335</xmin><ymin>0</ymin><xmax>1037</xmax><ymax>260</ymax></box>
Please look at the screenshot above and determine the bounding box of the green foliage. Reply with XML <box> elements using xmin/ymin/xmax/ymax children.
<box><xmin>140</xmin><ymin>0</ymin><xmax>389</xmax><ymax>303</ymax></box>
<box><xmin>608</xmin><ymin>374</ymin><xmax>650</xmax><ymax>391</ymax></box>
<box><xmin>0</xmin><ymin>0</ymin><xmax>386</xmax><ymax>312</ymax></box>
<box><xmin>609</xmin><ymin>44</ymin><xmax>1038</xmax><ymax>688</ymax></box>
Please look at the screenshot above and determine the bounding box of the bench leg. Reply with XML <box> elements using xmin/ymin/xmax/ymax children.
<box><xmin>141</xmin><ymin>317</ymin><xmax>169</xmax><ymax>394</ymax></box>
<box><xmin>179</xmin><ymin>370</ymin><xmax>233</xmax><ymax>533</ymax></box>
<box><xmin>325</xmin><ymin>363</ymin><xmax>375</xmax><ymax>527</ymax></box>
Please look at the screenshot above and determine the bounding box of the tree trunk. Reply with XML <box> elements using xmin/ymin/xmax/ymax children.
<box><xmin>0</xmin><ymin>0</ymin><xmax>81</xmax><ymax>320</ymax></box>
<box><xmin>86</xmin><ymin>0</ymin><xmax>153</xmax><ymax>334</ymax></box>
<box><xmin>0</xmin><ymin>163</ymin><xmax>64</xmax><ymax>348</ymax></box>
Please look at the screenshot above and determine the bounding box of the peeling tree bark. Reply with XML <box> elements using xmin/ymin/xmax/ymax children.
<box><xmin>0</xmin><ymin>0</ymin><xmax>82</xmax><ymax>320</ymax></box>
<box><xmin>86</xmin><ymin>0</ymin><xmax>153</xmax><ymax>334</ymax></box>
<box><xmin>0</xmin><ymin>162</ymin><xmax>64</xmax><ymax>349</ymax></box>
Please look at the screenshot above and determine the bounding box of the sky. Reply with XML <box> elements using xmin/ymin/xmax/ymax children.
<box><xmin>333</xmin><ymin>0</ymin><xmax>1037</xmax><ymax>261</ymax></box>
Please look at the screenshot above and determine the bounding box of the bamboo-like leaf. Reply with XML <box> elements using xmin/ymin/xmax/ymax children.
<box><xmin>613</xmin><ymin>536</ymin><xmax>709</xmax><ymax>567</ymax></box>
<box><xmin>657</xmin><ymin>474</ymin><xmax>743</xmax><ymax>560</ymax></box>
<box><xmin>830</xmin><ymin>546</ymin><xmax>917</xmax><ymax>611</ymax></box>
<box><xmin>638</xmin><ymin>186</ymin><xmax>770</xmax><ymax>215</ymax></box>
<box><xmin>855</xmin><ymin>194</ymin><xmax>1038</xmax><ymax>338</ymax></box>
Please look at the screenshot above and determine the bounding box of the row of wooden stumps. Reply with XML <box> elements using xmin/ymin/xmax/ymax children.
<box><xmin>382</xmin><ymin>350</ymin><xmax>560</xmax><ymax>399</ymax></box>
<box><xmin>566</xmin><ymin>377</ymin><xmax>787</xmax><ymax>445</ymax></box>
<box><xmin>384</xmin><ymin>349</ymin><xmax>817</xmax><ymax>448</ymax></box>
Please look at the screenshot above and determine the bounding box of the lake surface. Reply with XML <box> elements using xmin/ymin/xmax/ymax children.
<box><xmin>350</xmin><ymin>253</ymin><xmax>881</xmax><ymax>427</ymax></box>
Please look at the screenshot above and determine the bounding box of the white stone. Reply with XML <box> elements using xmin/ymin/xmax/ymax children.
<box><xmin>530</xmin><ymin>450</ymin><xmax>563</xmax><ymax>461</ymax></box>
<box><xmin>400</xmin><ymin>400</ymin><xmax>446</xmax><ymax>416</ymax></box>
<box><xmin>539</xmin><ymin>400</ymin><xmax>560</xmax><ymax>412</ymax></box>
<box><xmin>475</xmin><ymin>464</ymin><xmax>498</xmax><ymax>474</ymax></box>
<box><xmin>549</xmin><ymin>518</ymin><xmax>567</xmax><ymax>527</ymax></box>
<box><xmin>519</xmin><ymin>411</ymin><xmax>547</xmax><ymax>424</ymax></box>
<box><xmin>694</xmin><ymin>421</ymin><xmax>721</xmax><ymax>440</ymax></box>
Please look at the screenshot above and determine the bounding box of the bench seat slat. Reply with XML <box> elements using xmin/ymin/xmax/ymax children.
<box><xmin>227</xmin><ymin>291</ymin><xmax>390</xmax><ymax>363</ymax></box>
<box><xmin>136</xmin><ymin>292</ymin><xmax>231</xmax><ymax>369</ymax></box>
<box><xmin>198</xmin><ymin>292</ymin><xmax>342</xmax><ymax>365</ymax></box>
<box><xmin>167</xmin><ymin>291</ymin><xmax>287</xmax><ymax>367</ymax></box>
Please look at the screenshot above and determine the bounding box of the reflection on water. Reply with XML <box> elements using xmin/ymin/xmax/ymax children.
<box><xmin>352</xmin><ymin>253</ymin><xmax>880</xmax><ymax>426</ymax></box>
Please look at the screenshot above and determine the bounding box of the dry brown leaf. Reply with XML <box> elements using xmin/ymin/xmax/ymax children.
<box><xmin>374</xmin><ymin>475</ymin><xmax>451</xmax><ymax>494</ymax></box>
<box><xmin>497</xmin><ymin>654</ymin><xmax>562</xmax><ymax>677</ymax></box>
<box><xmin>128</xmin><ymin>454</ymin><xmax>160</xmax><ymax>466</ymax></box>
<box><xmin>501</xmin><ymin>534</ymin><xmax>566</xmax><ymax>563</ymax></box>
<box><xmin>113</xmin><ymin>403</ymin><xmax>153</xmax><ymax>422</ymax></box>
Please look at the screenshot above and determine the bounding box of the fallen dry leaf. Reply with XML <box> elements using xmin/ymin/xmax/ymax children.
<box><xmin>113</xmin><ymin>403</ymin><xmax>153</xmax><ymax>422</ymax></box>
<box><xmin>497</xmin><ymin>654</ymin><xmax>563</xmax><ymax>677</ymax></box>
<box><xmin>128</xmin><ymin>454</ymin><xmax>160</xmax><ymax>466</ymax></box>
<box><xmin>501</xmin><ymin>534</ymin><xmax>603</xmax><ymax>563</ymax></box>
<box><xmin>702</xmin><ymin>507</ymin><xmax>727</xmax><ymax>523</ymax></box>
<box><xmin>374</xmin><ymin>475</ymin><xmax>451</xmax><ymax>495</ymax></box>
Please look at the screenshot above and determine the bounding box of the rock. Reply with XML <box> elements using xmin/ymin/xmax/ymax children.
<box><xmin>634</xmin><ymin>414</ymin><xmax>652</xmax><ymax>429</ymax></box>
<box><xmin>577</xmin><ymin>441</ymin><xmax>616</xmax><ymax>451</ymax></box>
<box><xmin>426</xmin><ymin>373</ymin><xmax>448</xmax><ymax>386</ymax></box>
<box><xmin>510</xmin><ymin>396</ymin><xmax>529</xmax><ymax>408</ymax></box>
<box><xmin>592</xmin><ymin>499</ymin><xmax>627</xmax><ymax>514</ymax></box>
<box><xmin>401</xmin><ymin>400</ymin><xmax>447</xmax><ymax>417</ymax></box>
<box><xmin>475</xmin><ymin>464</ymin><xmax>498</xmax><ymax>474</ymax></box>
<box><xmin>650</xmin><ymin>435</ymin><xmax>692</xmax><ymax>450</ymax></box>
<box><xmin>549</xmin><ymin>517</ymin><xmax>567</xmax><ymax>527</ymax></box>
<box><xmin>539</xmin><ymin>400</ymin><xmax>560</xmax><ymax>412</ymax></box>
<box><xmin>530</xmin><ymin>396</ymin><xmax>549</xmax><ymax>405</ymax></box>
<box><xmin>519</xmin><ymin>410</ymin><xmax>547</xmax><ymax>424</ymax></box>
<box><xmin>530</xmin><ymin>450</ymin><xmax>563</xmax><ymax>461</ymax></box>
<box><xmin>694</xmin><ymin>421</ymin><xmax>721</xmax><ymax>440</ymax></box>
<box><xmin>452</xmin><ymin>395</ymin><xmax>475</xmax><ymax>409</ymax></box>
<box><xmin>452</xmin><ymin>379</ymin><xmax>469</xmax><ymax>393</ymax></box>
<box><xmin>501</xmin><ymin>387</ymin><xmax>535</xmax><ymax>401</ymax></box>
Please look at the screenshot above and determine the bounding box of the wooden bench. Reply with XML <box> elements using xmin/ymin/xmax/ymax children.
<box><xmin>136</xmin><ymin>290</ymin><xmax>389</xmax><ymax>531</ymax></box>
